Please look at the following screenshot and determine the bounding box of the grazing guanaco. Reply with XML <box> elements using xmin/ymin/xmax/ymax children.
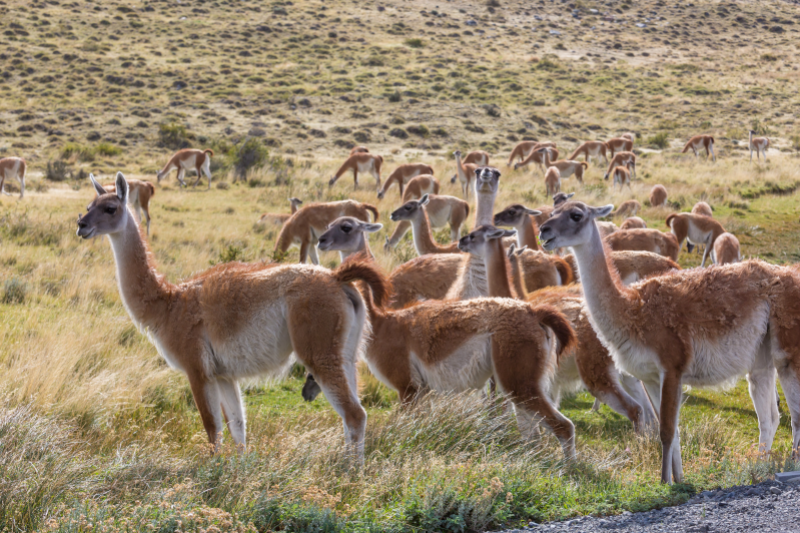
<box><xmin>605</xmin><ymin>228</ymin><xmax>680</xmax><ymax>261</ymax></box>
<box><xmin>611</xmin><ymin>199</ymin><xmax>641</xmax><ymax>218</ymax></box>
<box><xmin>449</xmin><ymin>150</ymin><xmax>490</xmax><ymax>183</ymax></box>
<box><xmin>666</xmin><ymin>212</ymin><xmax>727</xmax><ymax>267</ymax></box>
<box><xmin>451</xmin><ymin>150</ymin><xmax>478</xmax><ymax>200</ymax></box>
<box><xmin>682</xmin><ymin>135</ymin><xmax>716</xmax><ymax>162</ymax></box>
<box><xmin>385</xmin><ymin>194</ymin><xmax>469</xmax><ymax>250</ymax></box>
<box><xmin>603</xmin><ymin>151</ymin><xmax>636</xmax><ymax>181</ymax></box>
<box><xmin>350</xmin><ymin>146</ymin><xmax>369</xmax><ymax>155</ymax></box>
<box><xmin>77</xmin><ymin>173</ymin><xmax>381</xmax><ymax>461</ymax></box>
<box><xmin>377</xmin><ymin>163</ymin><xmax>434</xmax><ymax>199</ymax></box>
<box><xmin>563</xmin><ymin>250</ymin><xmax>680</xmax><ymax>286</ymax></box>
<box><xmin>402</xmin><ymin>174</ymin><xmax>440</xmax><ymax>200</ymax></box>
<box><xmin>606</xmin><ymin>136</ymin><xmax>634</xmax><ymax>158</ymax></box>
<box><xmin>650</xmin><ymin>185</ymin><xmax>668</xmax><ymax>207</ymax></box>
<box><xmin>749</xmin><ymin>130</ymin><xmax>770</xmax><ymax>163</ymax></box>
<box><xmin>274</xmin><ymin>200</ymin><xmax>379</xmax><ymax>264</ymax></box>
<box><xmin>569</xmin><ymin>141</ymin><xmax>609</xmax><ymax>166</ymax></box>
<box><xmin>507</xmin><ymin>141</ymin><xmax>556</xmax><ymax>167</ymax></box>
<box><xmin>621</xmin><ymin>133</ymin><xmax>635</xmax><ymax>142</ymax></box>
<box><xmin>390</xmin><ymin>195</ymin><xmax>460</xmax><ymax>255</ymax></box>
<box><xmin>712</xmin><ymin>232</ymin><xmax>741</xmax><ymax>265</ymax></box>
<box><xmin>0</xmin><ymin>157</ymin><xmax>26</xmax><ymax>199</ymax></box>
<box><xmin>257</xmin><ymin>198</ymin><xmax>304</xmax><ymax>227</ymax></box>
<box><xmin>540</xmin><ymin>200</ymin><xmax>800</xmax><ymax>483</ymax></box>
<box><xmin>691</xmin><ymin>201</ymin><xmax>713</xmax><ymax>217</ymax></box>
<box><xmin>611</xmin><ymin>166</ymin><xmax>632</xmax><ymax>191</ymax></box>
<box><xmin>619</xmin><ymin>217</ymin><xmax>646</xmax><ymax>230</ymax></box>
<box><xmin>514</xmin><ymin>147</ymin><xmax>558</xmax><ymax>173</ymax></box>
<box><xmin>157</xmin><ymin>149</ymin><xmax>214</xmax><ymax>189</ymax></box>
<box><xmin>544</xmin><ymin>166</ymin><xmax>561</xmax><ymax>197</ymax></box>
<box><xmin>548</xmin><ymin>160</ymin><xmax>588</xmax><ymax>184</ymax></box>
<box><xmin>103</xmin><ymin>179</ymin><xmax>156</xmax><ymax>235</ymax></box>
<box><xmin>329</xmin><ymin>153</ymin><xmax>384</xmax><ymax>190</ymax></box>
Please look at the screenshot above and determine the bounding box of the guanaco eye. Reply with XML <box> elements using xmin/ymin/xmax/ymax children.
<box><xmin>342</xmin><ymin>225</ymin><xmax>352</xmax><ymax>233</ymax></box>
<box><xmin>105</xmin><ymin>206</ymin><xmax>117</xmax><ymax>215</ymax></box>
<box><xmin>405</xmin><ymin>206</ymin><xmax>412</xmax><ymax>210</ymax></box>
<box><xmin>570</xmin><ymin>213</ymin><xmax>582</xmax><ymax>222</ymax></box>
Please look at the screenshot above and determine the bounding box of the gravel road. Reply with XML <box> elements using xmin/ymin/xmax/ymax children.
<box><xmin>491</xmin><ymin>478</ymin><xmax>800</xmax><ymax>533</ymax></box>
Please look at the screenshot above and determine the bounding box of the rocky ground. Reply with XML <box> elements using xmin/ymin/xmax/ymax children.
<box><xmin>493</xmin><ymin>477</ymin><xmax>800</xmax><ymax>532</ymax></box>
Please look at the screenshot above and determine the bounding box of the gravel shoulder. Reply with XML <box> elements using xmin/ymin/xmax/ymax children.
<box><xmin>491</xmin><ymin>478</ymin><xmax>800</xmax><ymax>533</ymax></box>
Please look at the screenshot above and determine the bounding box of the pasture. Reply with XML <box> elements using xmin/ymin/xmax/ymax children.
<box><xmin>2</xmin><ymin>0</ymin><xmax>800</xmax><ymax>531</ymax></box>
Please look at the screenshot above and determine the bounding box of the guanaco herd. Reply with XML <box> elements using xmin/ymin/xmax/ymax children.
<box><xmin>23</xmin><ymin>128</ymin><xmax>792</xmax><ymax>487</ymax></box>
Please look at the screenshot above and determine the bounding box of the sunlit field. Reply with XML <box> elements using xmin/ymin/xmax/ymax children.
<box><xmin>2</xmin><ymin>0</ymin><xmax>800</xmax><ymax>530</ymax></box>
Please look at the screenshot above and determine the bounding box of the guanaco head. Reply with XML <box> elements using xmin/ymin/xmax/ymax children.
<box><xmin>494</xmin><ymin>204</ymin><xmax>543</xmax><ymax>228</ymax></box>
<box><xmin>77</xmin><ymin>172</ymin><xmax>130</xmax><ymax>239</ymax></box>
<box><xmin>317</xmin><ymin>216</ymin><xmax>382</xmax><ymax>254</ymax></box>
<box><xmin>506</xmin><ymin>243</ymin><xmax>528</xmax><ymax>258</ymax></box>
<box><xmin>552</xmin><ymin>192</ymin><xmax>575</xmax><ymax>207</ymax></box>
<box><xmin>289</xmin><ymin>197</ymin><xmax>303</xmax><ymax>209</ymax></box>
<box><xmin>390</xmin><ymin>194</ymin><xmax>429</xmax><ymax>222</ymax></box>
<box><xmin>458</xmin><ymin>225</ymin><xmax>516</xmax><ymax>257</ymax></box>
<box><xmin>453</xmin><ymin>150</ymin><xmax>462</xmax><ymax>158</ymax></box>
<box><xmin>539</xmin><ymin>201</ymin><xmax>613</xmax><ymax>252</ymax></box>
<box><xmin>156</xmin><ymin>168</ymin><xmax>167</xmax><ymax>183</ymax></box>
<box><xmin>474</xmin><ymin>166</ymin><xmax>501</xmax><ymax>195</ymax></box>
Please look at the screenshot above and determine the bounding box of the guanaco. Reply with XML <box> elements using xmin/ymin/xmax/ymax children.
<box><xmin>569</xmin><ymin>141</ymin><xmax>609</xmax><ymax>166</ymax></box>
<box><xmin>390</xmin><ymin>194</ymin><xmax>460</xmax><ymax>255</ymax></box>
<box><xmin>619</xmin><ymin>217</ymin><xmax>646</xmax><ymax>230</ymax></box>
<box><xmin>385</xmin><ymin>194</ymin><xmax>469</xmax><ymax>250</ymax></box>
<box><xmin>650</xmin><ymin>185</ymin><xmax>668</xmax><ymax>207</ymax></box>
<box><xmin>514</xmin><ymin>147</ymin><xmax>558</xmax><ymax>173</ymax></box>
<box><xmin>157</xmin><ymin>149</ymin><xmax>214</xmax><ymax>189</ymax></box>
<box><xmin>0</xmin><ymin>157</ymin><xmax>26</xmax><ymax>199</ymax></box>
<box><xmin>329</xmin><ymin>153</ymin><xmax>384</xmax><ymax>190</ymax></box>
<box><xmin>258</xmin><ymin>198</ymin><xmax>304</xmax><ymax>227</ymax></box>
<box><xmin>605</xmin><ymin>228</ymin><xmax>680</xmax><ymax>261</ymax></box>
<box><xmin>317</xmin><ymin>216</ymin><xmax>382</xmax><ymax>262</ymax></box>
<box><xmin>666</xmin><ymin>212</ymin><xmax>727</xmax><ymax>266</ymax></box>
<box><xmin>507</xmin><ymin>141</ymin><xmax>556</xmax><ymax>167</ymax></box>
<box><xmin>451</xmin><ymin>150</ymin><xmax>478</xmax><ymax>200</ymax></box>
<box><xmin>606</xmin><ymin>136</ymin><xmax>634</xmax><ymax>158</ymax></box>
<box><xmin>377</xmin><ymin>163</ymin><xmax>434</xmax><ymax>199</ymax></box>
<box><xmin>712</xmin><ymin>232</ymin><xmax>741</xmax><ymax>265</ymax></box>
<box><xmin>691</xmin><ymin>201</ymin><xmax>713</xmax><ymax>217</ymax></box>
<box><xmin>611</xmin><ymin>166</ymin><xmax>632</xmax><ymax>191</ymax></box>
<box><xmin>103</xmin><ymin>179</ymin><xmax>156</xmax><ymax>235</ymax></box>
<box><xmin>544</xmin><ymin>166</ymin><xmax>561</xmax><ymax>197</ymax></box>
<box><xmin>749</xmin><ymin>130</ymin><xmax>770</xmax><ymax>163</ymax></box>
<box><xmin>682</xmin><ymin>135</ymin><xmax>716</xmax><ymax>162</ymax></box>
<box><xmin>611</xmin><ymin>200</ymin><xmax>641</xmax><ymax>218</ymax></box>
<box><xmin>603</xmin><ymin>151</ymin><xmax>636</xmax><ymax>181</ymax></box>
<box><xmin>274</xmin><ymin>200</ymin><xmax>379</xmax><ymax>264</ymax></box>
<box><xmin>540</xmin><ymin>200</ymin><xmax>800</xmax><ymax>483</ymax></box>
<box><xmin>350</xmin><ymin>146</ymin><xmax>369</xmax><ymax>155</ymax></box>
<box><xmin>547</xmin><ymin>160</ymin><xmax>588</xmax><ymax>183</ymax></box>
<box><xmin>77</xmin><ymin>172</ymin><xmax>382</xmax><ymax>461</ymax></box>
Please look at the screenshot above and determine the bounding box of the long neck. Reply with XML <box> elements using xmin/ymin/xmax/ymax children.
<box><xmin>485</xmin><ymin>241</ymin><xmax>516</xmax><ymax>299</ymax></box>
<box><xmin>446</xmin><ymin>254</ymin><xmax>488</xmax><ymax>301</ymax></box>
<box><xmin>569</xmin><ymin>222</ymin><xmax>630</xmax><ymax>331</ymax></box>
<box><xmin>517</xmin><ymin>214</ymin><xmax>540</xmax><ymax>251</ymax></box>
<box><xmin>339</xmin><ymin>234</ymin><xmax>373</xmax><ymax>262</ymax></box>
<box><xmin>455</xmin><ymin>154</ymin><xmax>465</xmax><ymax>177</ymax></box>
<box><xmin>508</xmin><ymin>253</ymin><xmax>528</xmax><ymax>299</ymax></box>
<box><xmin>107</xmin><ymin>210</ymin><xmax>172</xmax><ymax>331</ymax></box>
<box><xmin>474</xmin><ymin>189</ymin><xmax>496</xmax><ymax>228</ymax></box>
<box><xmin>409</xmin><ymin>210</ymin><xmax>439</xmax><ymax>256</ymax></box>
<box><xmin>386</xmin><ymin>220</ymin><xmax>411</xmax><ymax>248</ymax></box>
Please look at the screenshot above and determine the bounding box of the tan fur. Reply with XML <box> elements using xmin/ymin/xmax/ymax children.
<box><xmin>157</xmin><ymin>149</ymin><xmax>214</xmax><ymax>189</ymax></box>
<box><xmin>650</xmin><ymin>185</ymin><xmax>668</xmax><ymax>207</ymax></box>
<box><xmin>564</xmin><ymin>250</ymin><xmax>680</xmax><ymax>285</ymax></box>
<box><xmin>620</xmin><ymin>217</ymin><xmax>646</xmax><ymax>230</ymax></box>
<box><xmin>514</xmin><ymin>147</ymin><xmax>559</xmax><ymax>173</ymax></box>
<box><xmin>603</xmin><ymin>151</ymin><xmax>636</xmax><ymax>181</ymax></box>
<box><xmin>274</xmin><ymin>200</ymin><xmax>379</xmax><ymax>264</ymax></box>
<box><xmin>604</xmin><ymin>229</ymin><xmax>680</xmax><ymax>261</ymax></box>
<box><xmin>329</xmin><ymin>153</ymin><xmax>384</xmax><ymax>190</ymax></box>
<box><xmin>666</xmin><ymin>212</ymin><xmax>728</xmax><ymax>266</ymax></box>
<box><xmin>569</xmin><ymin>141</ymin><xmax>609</xmax><ymax>165</ymax></box>
<box><xmin>494</xmin><ymin>204</ymin><xmax>543</xmax><ymax>251</ymax></box>
<box><xmin>377</xmin><ymin>163</ymin><xmax>435</xmax><ymax>199</ymax></box>
<box><xmin>463</xmin><ymin>150</ymin><xmax>490</xmax><ymax>167</ymax></box>
<box><xmin>507</xmin><ymin>141</ymin><xmax>556</xmax><ymax>167</ymax></box>
<box><xmin>0</xmin><ymin>156</ymin><xmax>26</xmax><ymax>199</ymax></box>
<box><xmin>452</xmin><ymin>150</ymin><xmax>478</xmax><ymax>200</ymax></box>
<box><xmin>611</xmin><ymin>166</ymin><xmax>632</xmax><ymax>191</ymax></box>
<box><xmin>713</xmin><ymin>232</ymin><xmax>741</xmax><ymax>265</ymax></box>
<box><xmin>611</xmin><ymin>200</ymin><xmax>641</xmax><ymax>218</ymax></box>
<box><xmin>103</xmin><ymin>179</ymin><xmax>156</xmax><ymax>235</ymax></box>
<box><xmin>390</xmin><ymin>195</ymin><xmax>460</xmax><ymax>255</ymax></box>
<box><xmin>350</xmin><ymin>146</ymin><xmax>369</xmax><ymax>155</ymax></box>
<box><xmin>691</xmin><ymin>201</ymin><xmax>713</xmax><ymax>217</ymax></box>
<box><xmin>548</xmin><ymin>160</ymin><xmax>588</xmax><ymax>183</ymax></box>
<box><xmin>682</xmin><ymin>135</ymin><xmax>716</xmax><ymax>162</ymax></box>
<box><xmin>77</xmin><ymin>173</ymin><xmax>383</xmax><ymax>461</ymax></box>
<box><xmin>539</xmin><ymin>201</ymin><xmax>800</xmax><ymax>483</ymax></box>
<box><xmin>606</xmin><ymin>137</ymin><xmax>634</xmax><ymax>158</ymax></box>
<box><xmin>386</xmin><ymin>194</ymin><xmax>469</xmax><ymax>250</ymax></box>
<box><xmin>544</xmin><ymin>166</ymin><xmax>561</xmax><ymax>197</ymax></box>
<box><xmin>257</xmin><ymin>198</ymin><xmax>303</xmax><ymax>227</ymax></box>
<box><xmin>597</xmin><ymin>221</ymin><xmax>619</xmax><ymax>239</ymax></box>
<box><xmin>402</xmin><ymin>175</ymin><xmax>440</xmax><ymax>201</ymax></box>
<box><xmin>749</xmin><ymin>131</ymin><xmax>770</xmax><ymax>163</ymax></box>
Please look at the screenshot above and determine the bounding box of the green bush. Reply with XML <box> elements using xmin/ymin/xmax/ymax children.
<box><xmin>158</xmin><ymin>122</ymin><xmax>192</xmax><ymax>150</ymax></box>
<box><xmin>233</xmin><ymin>138</ymin><xmax>270</xmax><ymax>181</ymax></box>
<box><xmin>647</xmin><ymin>132</ymin><xmax>670</xmax><ymax>149</ymax></box>
<box><xmin>2</xmin><ymin>278</ymin><xmax>27</xmax><ymax>304</ymax></box>
<box><xmin>95</xmin><ymin>142</ymin><xmax>123</xmax><ymax>157</ymax></box>
<box><xmin>405</xmin><ymin>38</ymin><xmax>424</xmax><ymax>48</ymax></box>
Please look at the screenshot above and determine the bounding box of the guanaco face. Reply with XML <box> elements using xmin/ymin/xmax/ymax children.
<box><xmin>317</xmin><ymin>216</ymin><xmax>382</xmax><ymax>256</ymax></box>
<box><xmin>390</xmin><ymin>194</ymin><xmax>430</xmax><ymax>223</ymax></box>
<box><xmin>474</xmin><ymin>166</ymin><xmax>501</xmax><ymax>195</ymax></box>
<box><xmin>77</xmin><ymin>173</ymin><xmax>131</xmax><ymax>239</ymax></box>
<box><xmin>457</xmin><ymin>225</ymin><xmax>516</xmax><ymax>256</ymax></box>
<box><xmin>493</xmin><ymin>204</ymin><xmax>543</xmax><ymax>228</ymax></box>
<box><xmin>553</xmin><ymin>192</ymin><xmax>575</xmax><ymax>207</ymax></box>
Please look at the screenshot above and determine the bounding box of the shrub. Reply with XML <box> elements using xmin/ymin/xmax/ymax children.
<box><xmin>407</xmin><ymin>125</ymin><xmax>430</xmax><ymax>138</ymax></box>
<box><xmin>2</xmin><ymin>278</ymin><xmax>27</xmax><ymax>304</ymax></box>
<box><xmin>158</xmin><ymin>122</ymin><xmax>191</xmax><ymax>150</ymax></box>
<box><xmin>388</xmin><ymin>91</ymin><xmax>402</xmax><ymax>102</ymax></box>
<box><xmin>61</xmin><ymin>143</ymin><xmax>95</xmax><ymax>162</ymax></box>
<box><xmin>95</xmin><ymin>142</ymin><xmax>122</xmax><ymax>157</ymax></box>
<box><xmin>233</xmin><ymin>137</ymin><xmax>270</xmax><ymax>182</ymax></box>
<box><xmin>647</xmin><ymin>132</ymin><xmax>670</xmax><ymax>149</ymax></box>
<box><xmin>45</xmin><ymin>160</ymin><xmax>72</xmax><ymax>181</ymax></box>
<box><xmin>405</xmin><ymin>38</ymin><xmax>424</xmax><ymax>48</ymax></box>
<box><xmin>212</xmin><ymin>243</ymin><xmax>245</xmax><ymax>265</ymax></box>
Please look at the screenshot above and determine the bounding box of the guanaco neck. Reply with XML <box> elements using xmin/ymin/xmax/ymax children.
<box><xmin>338</xmin><ymin>236</ymin><xmax>374</xmax><ymax>262</ymax></box>
<box><xmin>474</xmin><ymin>187</ymin><xmax>497</xmax><ymax>228</ymax></box>
<box><xmin>485</xmin><ymin>240</ymin><xmax>517</xmax><ymax>299</ymax></box>
<box><xmin>107</xmin><ymin>210</ymin><xmax>172</xmax><ymax>332</ymax></box>
<box><xmin>508</xmin><ymin>253</ymin><xmax>528</xmax><ymax>299</ymax></box>
<box><xmin>409</xmin><ymin>209</ymin><xmax>454</xmax><ymax>255</ymax></box>
<box><xmin>517</xmin><ymin>214</ymin><xmax>540</xmax><ymax>251</ymax></box>
<box><xmin>569</xmin><ymin>222</ymin><xmax>632</xmax><ymax>333</ymax></box>
<box><xmin>386</xmin><ymin>220</ymin><xmax>411</xmax><ymax>248</ymax></box>
<box><xmin>455</xmin><ymin>153</ymin><xmax>465</xmax><ymax>180</ymax></box>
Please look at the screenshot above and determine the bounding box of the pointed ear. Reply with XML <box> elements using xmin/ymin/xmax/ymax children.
<box><xmin>567</xmin><ymin>193</ymin><xmax>575</xmax><ymax>199</ymax></box>
<box><xmin>507</xmin><ymin>242</ymin><xmax>516</xmax><ymax>257</ymax></box>
<box><xmin>488</xmin><ymin>227</ymin><xmax>514</xmax><ymax>240</ymax></box>
<box><xmin>592</xmin><ymin>204</ymin><xmax>614</xmax><ymax>219</ymax></box>
<box><xmin>523</xmin><ymin>207</ymin><xmax>542</xmax><ymax>216</ymax></box>
<box><xmin>89</xmin><ymin>173</ymin><xmax>107</xmax><ymax>197</ymax></box>
<box><xmin>518</xmin><ymin>245</ymin><xmax>528</xmax><ymax>254</ymax></box>
<box><xmin>361</xmin><ymin>222</ymin><xmax>383</xmax><ymax>233</ymax></box>
<box><xmin>491</xmin><ymin>168</ymin><xmax>501</xmax><ymax>180</ymax></box>
<box><xmin>419</xmin><ymin>193</ymin><xmax>430</xmax><ymax>206</ymax></box>
<box><xmin>115</xmin><ymin>171</ymin><xmax>128</xmax><ymax>203</ymax></box>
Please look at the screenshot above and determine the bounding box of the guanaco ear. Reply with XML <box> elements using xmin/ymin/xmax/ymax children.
<box><xmin>360</xmin><ymin>222</ymin><xmax>383</xmax><ymax>233</ymax></box>
<box><xmin>419</xmin><ymin>194</ymin><xmax>430</xmax><ymax>206</ymax></box>
<box><xmin>517</xmin><ymin>245</ymin><xmax>528</xmax><ymax>255</ymax></box>
<box><xmin>487</xmin><ymin>227</ymin><xmax>515</xmax><ymax>240</ymax></box>
<box><xmin>567</xmin><ymin>193</ymin><xmax>575</xmax><ymax>199</ymax></box>
<box><xmin>592</xmin><ymin>204</ymin><xmax>614</xmax><ymax>219</ymax></box>
<box><xmin>523</xmin><ymin>207</ymin><xmax>542</xmax><ymax>216</ymax></box>
<box><xmin>89</xmin><ymin>173</ymin><xmax>107</xmax><ymax>197</ymax></box>
<box><xmin>507</xmin><ymin>242</ymin><xmax>516</xmax><ymax>257</ymax></box>
<box><xmin>115</xmin><ymin>171</ymin><xmax>129</xmax><ymax>203</ymax></box>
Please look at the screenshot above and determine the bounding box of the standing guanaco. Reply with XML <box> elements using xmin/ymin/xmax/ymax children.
<box><xmin>329</xmin><ymin>153</ymin><xmax>384</xmax><ymax>190</ymax></box>
<box><xmin>157</xmin><ymin>149</ymin><xmax>214</xmax><ymax>189</ymax></box>
<box><xmin>0</xmin><ymin>157</ymin><xmax>26</xmax><ymax>199</ymax></box>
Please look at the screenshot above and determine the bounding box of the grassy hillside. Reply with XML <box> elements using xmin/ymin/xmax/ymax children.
<box><xmin>2</xmin><ymin>1</ymin><xmax>800</xmax><ymax>532</ymax></box>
